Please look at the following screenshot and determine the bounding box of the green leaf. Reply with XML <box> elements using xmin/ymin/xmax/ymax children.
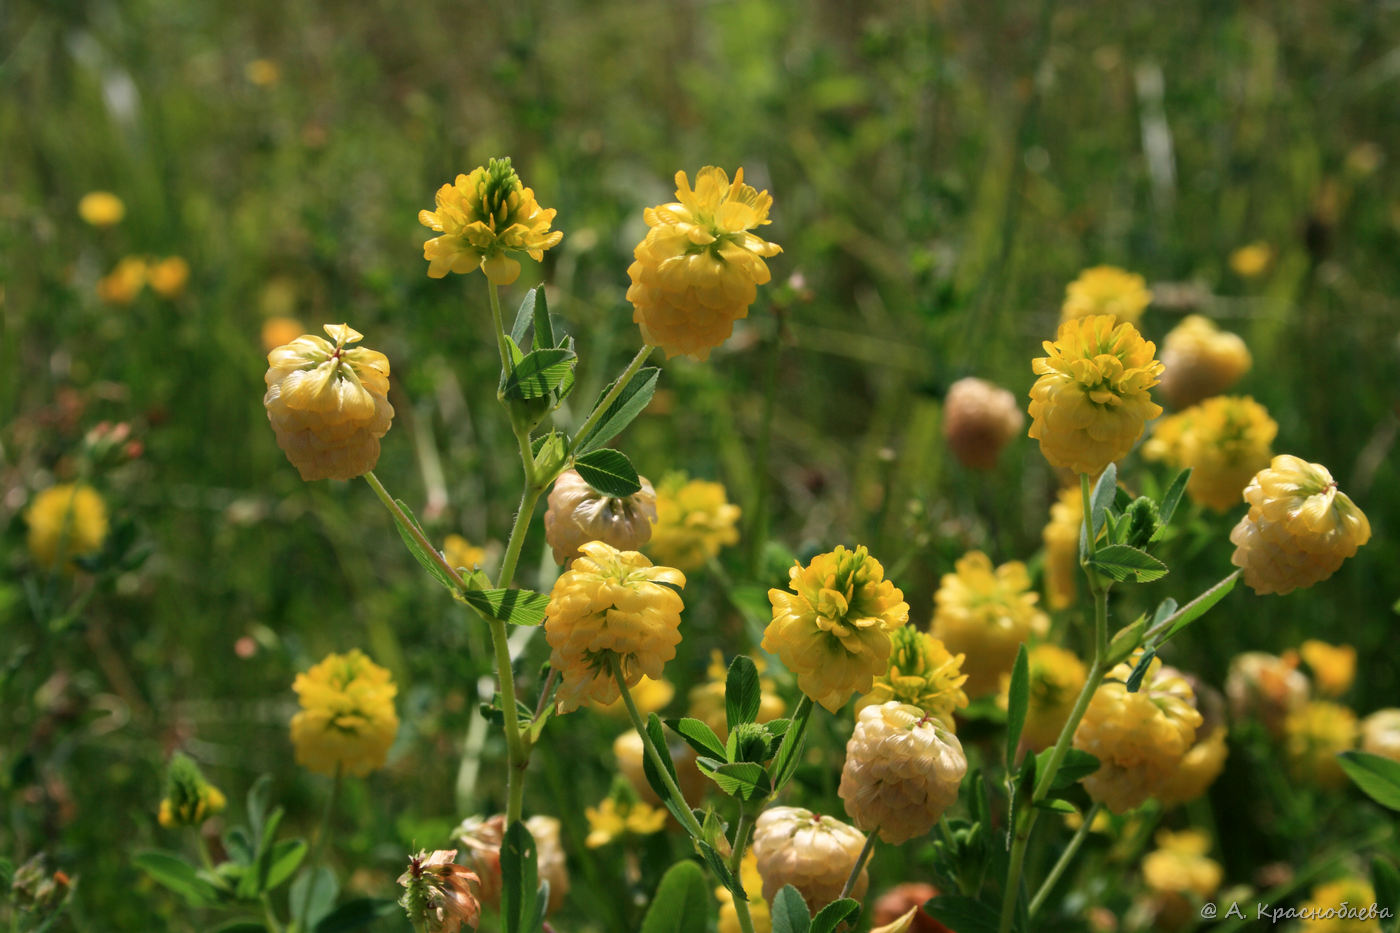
<box><xmin>531</xmin><ymin>285</ymin><xmax>556</xmax><ymax>350</ymax></box>
<box><xmin>811</xmin><ymin>898</ymin><xmax>861</xmax><ymax>933</ymax></box>
<box><xmin>665</xmin><ymin>717</ymin><xmax>727</xmax><ymax>759</ymax></box>
<box><xmin>726</xmin><ymin>655</ymin><xmax>762</xmax><ymax>733</ymax></box>
<box><xmin>1037</xmin><ymin>749</ymin><xmax>1100</xmax><ymax>789</ymax></box>
<box><xmin>639</xmin><ymin>861</ymin><xmax>708</xmax><ymax>933</ymax></box>
<box><xmin>573</xmin><ymin>448</ymin><xmax>642</xmax><ymax>497</ymax></box>
<box><xmin>699</xmin><ymin>841</ymin><xmax>741</xmax><ymax>897</ymax></box>
<box><xmin>212</xmin><ymin>923</ymin><xmax>267</xmax><ymax>933</ymax></box>
<box><xmin>1339</xmin><ymin>751</ymin><xmax>1400</xmax><ymax>811</ymax></box>
<box><xmin>1035</xmin><ymin>798</ymin><xmax>1077</xmax><ymax>814</ymax></box>
<box><xmin>223</xmin><ymin>827</ymin><xmax>254</xmax><ymax>867</ymax></box>
<box><xmin>511</xmin><ymin>288</ymin><xmax>537</xmax><ymax>346</ymax></box>
<box><xmin>461</xmin><ymin>588</ymin><xmax>549</xmax><ymax>626</ymax></box>
<box><xmin>640</xmin><ymin>714</ymin><xmax>684</xmax><ymax>817</ymax></box>
<box><xmin>699</xmin><ymin>760</ymin><xmax>771</xmax><ymax>800</ymax></box>
<box><xmin>1106</xmin><ymin>614</ymin><xmax>1146</xmax><ymax>666</ymax></box>
<box><xmin>1156</xmin><ymin>572</ymin><xmax>1239</xmax><ymax>645</ymax></box>
<box><xmin>134</xmin><ymin>850</ymin><xmax>220</xmax><ymax>907</ymax></box>
<box><xmin>1156</xmin><ymin>468</ymin><xmax>1192</xmax><ymax>533</ymax></box>
<box><xmin>290</xmin><ymin>866</ymin><xmax>337</xmax><ymax>929</ymax></box>
<box><xmin>1005</xmin><ymin>644</ymin><xmax>1030</xmax><ymax>769</ymax></box>
<box><xmin>246</xmin><ymin>775</ymin><xmax>273</xmax><ymax>849</ymax></box>
<box><xmin>256</xmin><ymin>838</ymin><xmax>306</xmax><ymax>895</ymax></box>
<box><xmin>1087</xmin><ymin>544</ymin><xmax>1168</xmax><ymax>583</ymax></box>
<box><xmin>502</xmin><ymin>348</ymin><xmax>577</xmax><ymax>401</ymax></box>
<box><xmin>771</xmin><ymin>885</ymin><xmax>812</xmax><ymax>933</ymax></box>
<box><xmin>389</xmin><ymin>499</ymin><xmax>460</xmax><ymax>598</ymax></box>
<box><xmin>1125</xmin><ymin>648</ymin><xmax>1156</xmax><ymax>693</ymax></box>
<box><xmin>576</xmin><ymin>367</ymin><xmax>661</xmax><ymax>453</ymax></box>
<box><xmin>1371</xmin><ymin>857</ymin><xmax>1400</xmax><ymax>922</ymax></box>
<box><xmin>312</xmin><ymin>898</ymin><xmax>401</xmax><ymax>932</ymax></box>
<box><xmin>1089</xmin><ymin>463</ymin><xmax>1118</xmax><ymax>536</ymax></box>
<box><xmin>924</xmin><ymin>894</ymin><xmax>1001</xmax><ymax>933</ymax></box>
<box><xmin>501</xmin><ymin>820</ymin><xmax>541</xmax><ymax>933</ymax></box>
<box><xmin>1151</xmin><ymin>598</ymin><xmax>1178</xmax><ymax>627</ymax></box>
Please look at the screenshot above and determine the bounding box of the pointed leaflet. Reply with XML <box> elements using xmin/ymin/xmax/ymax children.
<box><xmin>460</xmin><ymin>588</ymin><xmax>550</xmax><ymax>626</ymax></box>
<box><xmin>576</xmin><ymin>367</ymin><xmax>661</xmax><ymax>453</ymax></box>
<box><xmin>770</xmin><ymin>885</ymin><xmax>812</xmax><ymax>933</ymax></box>
<box><xmin>501</xmin><ymin>348</ymin><xmax>576</xmax><ymax>401</ymax></box>
<box><xmin>574</xmin><ymin>448</ymin><xmax>643</xmax><ymax>497</ymax></box>
<box><xmin>1087</xmin><ymin>545</ymin><xmax>1168</xmax><ymax>583</ymax></box>
<box><xmin>1088</xmin><ymin>463</ymin><xmax>1118</xmax><ymax>537</ymax></box>
<box><xmin>500</xmin><ymin>820</ymin><xmax>542</xmax><ymax>933</ymax></box>
<box><xmin>1005</xmin><ymin>644</ymin><xmax>1030</xmax><ymax>769</ymax></box>
<box><xmin>1339</xmin><ymin>751</ymin><xmax>1400</xmax><ymax>811</ymax></box>
<box><xmin>726</xmin><ymin>655</ymin><xmax>761</xmax><ymax>733</ymax></box>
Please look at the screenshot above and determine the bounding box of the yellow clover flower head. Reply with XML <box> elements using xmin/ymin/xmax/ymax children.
<box><xmin>716</xmin><ymin>849</ymin><xmax>772</xmax><ymax>933</ymax></box>
<box><xmin>627</xmin><ymin>166</ymin><xmax>782</xmax><ymax>360</ymax></box>
<box><xmin>1061</xmin><ymin>266</ymin><xmax>1152</xmax><ymax>325</ymax></box>
<box><xmin>942</xmin><ymin>376</ymin><xmax>1025</xmax><ymax>470</ymax></box>
<box><xmin>762</xmin><ymin>545</ymin><xmax>909</xmax><ymax>713</ymax></box>
<box><xmin>1228</xmin><ymin>242</ymin><xmax>1273</xmax><ymax>278</ymax></box>
<box><xmin>26</xmin><ymin>483</ymin><xmax>108</xmax><ymax>572</ymax></box>
<box><xmin>1143</xmin><ymin>395</ymin><xmax>1277</xmax><ymax>512</ymax></box>
<box><xmin>584</xmin><ymin>782</ymin><xmax>669</xmax><ymax>848</ymax></box>
<box><xmin>857</xmin><ymin>627</ymin><xmax>968</xmax><ymax>729</ymax></box>
<box><xmin>543</xmin><ymin>541</ymin><xmax>686</xmax><ymax>712</ymax></box>
<box><xmin>647</xmin><ymin>473</ymin><xmax>741</xmax><ymax>571</ymax></box>
<box><xmin>157</xmin><ymin>752</ymin><xmax>227</xmax><ymax>829</ymax></box>
<box><xmin>290</xmin><ymin>649</ymin><xmax>399</xmax><ymax>777</ymax></box>
<box><xmin>1283</xmin><ymin>700</ymin><xmax>1358</xmax><ymax>788</ymax></box>
<box><xmin>97</xmin><ymin>256</ymin><xmax>147</xmax><ymax>304</ymax></box>
<box><xmin>78</xmin><ymin>191</ymin><xmax>125</xmax><ymax>227</ymax></box>
<box><xmin>930</xmin><ymin>551</ymin><xmax>1048</xmax><ymax>699</ymax></box>
<box><xmin>1028</xmin><ymin>314</ymin><xmax>1164</xmax><ymax>476</ymax></box>
<box><xmin>442</xmin><ymin>534</ymin><xmax>487</xmax><ymax>575</ymax></box>
<box><xmin>752</xmin><ymin>806</ymin><xmax>869</xmax><ymax>911</ymax></box>
<box><xmin>689</xmin><ymin>650</ymin><xmax>785</xmax><ymax>741</ymax></box>
<box><xmin>1155</xmin><ymin>726</ymin><xmax>1228</xmax><ymax>808</ymax></box>
<box><xmin>1361</xmin><ymin>709</ymin><xmax>1400</xmax><ymax>763</ymax></box>
<box><xmin>263</xmin><ymin>324</ymin><xmax>395</xmax><ymax>482</ymax></box>
<box><xmin>1140</xmin><ymin>829</ymin><xmax>1223</xmax><ymax>931</ymax></box>
<box><xmin>1000</xmin><ymin>643</ymin><xmax>1088</xmax><ymax>752</ymax></box>
<box><xmin>418</xmin><ymin>158</ymin><xmax>563</xmax><ymax>285</ymax></box>
<box><xmin>147</xmin><ymin>257</ymin><xmax>190</xmax><ymax>299</ymax></box>
<box><xmin>1229</xmin><ymin>455</ymin><xmax>1371</xmax><ymax>595</ymax></box>
<box><xmin>544</xmin><ymin>469</ymin><xmax>657</xmax><ymax>565</ymax></box>
<box><xmin>1073</xmin><ymin>654</ymin><xmax>1202</xmax><ymax>813</ymax></box>
<box><xmin>1042</xmin><ymin>485</ymin><xmax>1083</xmax><ymax>610</ymax></box>
<box><xmin>1158</xmin><ymin>315</ymin><xmax>1252</xmax><ymax>409</ymax></box>
<box><xmin>1299</xmin><ymin>639</ymin><xmax>1356</xmax><ymax>697</ymax></box>
<box><xmin>1298</xmin><ymin>878</ymin><xmax>1382</xmax><ymax>932</ymax></box>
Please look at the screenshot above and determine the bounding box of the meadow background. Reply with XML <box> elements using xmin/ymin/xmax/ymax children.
<box><xmin>2</xmin><ymin>0</ymin><xmax>1398</xmax><ymax>929</ymax></box>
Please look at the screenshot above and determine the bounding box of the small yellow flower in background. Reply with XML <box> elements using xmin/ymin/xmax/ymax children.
<box><xmin>1361</xmin><ymin>709</ymin><xmax>1400</xmax><ymax>762</ymax></box>
<box><xmin>1297</xmin><ymin>878</ymin><xmax>1381</xmax><ymax>932</ymax></box>
<box><xmin>1283</xmin><ymin>700</ymin><xmax>1357</xmax><ymax>788</ymax></box>
<box><xmin>146</xmin><ymin>257</ymin><xmax>190</xmax><ymax>299</ymax></box>
<box><xmin>584</xmin><ymin>790</ymin><xmax>668</xmax><ymax>848</ymax></box>
<box><xmin>752</xmin><ymin>806</ymin><xmax>868</xmax><ymax>911</ymax></box>
<box><xmin>763</xmin><ymin>545</ymin><xmax>909</xmax><ymax>713</ymax></box>
<box><xmin>290</xmin><ymin>649</ymin><xmax>399</xmax><ymax>777</ymax></box>
<box><xmin>1061</xmin><ymin>266</ymin><xmax>1152</xmax><ymax>325</ymax></box>
<box><xmin>931</xmin><ymin>551</ymin><xmax>1048</xmax><ymax>699</ymax></box>
<box><xmin>838</xmin><ymin>702</ymin><xmax>967</xmax><ymax>844</ymax></box>
<box><xmin>397</xmin><ymin>850</ymin><xmax>480</xmax><ymax>933</ymax></box>
<box><xmin>1229</xmin><ymin>455</ymin><xmax>1371</xmax><ymax>595</ymax></box>
<box><xmin>647</xmin><ymin>473</ymin><xmax>741</xmax><ymax>571</ymax></box>
<box><xmin>261</xmin><ymin>316</ymin><xmax>305</xmax><ymax>352</ymax></box>
<box><xmin>26</xmin><ymin>483</ymin><xmax>108</xmax><ymax>571</ymax></box>
<box><xmin>263</xmin><ymin>323</ymin><xmax>395</xmax><ymax>481</ymax></box>
<box><xmin>1073</xmin><ymin>654</ymin><xmax>1202</xmax><ymax>813</ymax></box>
<box><xmin>454</xmin><ymin>814</ymin><xmax>569</xmax><ymax>914</ymax></box>
<box><xmin>688</xmin><ymin>651</ymin><xmax>785</xmax><ymax>740</ymax></box>
<box><xmin>1140</xmin><ymin>829</ymin><xmax>1223</xmax><ymax>931</ymax></box>
<box><xmin>857</xmin><ymin>627</ymin><xmax>968</xmax><ymax>729</ymax></box>
<box><xmin>1299</xmin><ymin>640</ymin><xmax>1356</xmax><ymax>697</ymax></box>
<box><xmin>1225</xmin><ymin>651</ymin><xmax>1309</xmax><ymax>737</ymax></box>
<box><xmin>245</xmin><ymin>59</ymin><xmax>281</xmax><ymax>86</ymax></box>
<box><xmin>612</xmin><ymin>731</ymin><xmax>706</xmax><ymax>806</ymax></box>
<box><xmin>78</xmin><ymin>191</ymin><xmax>125</xmax><ymax>227</ymax></box>
<box><xmin>716</xmin><ymin>850</ymin><xmax>771</xmax><ymax>933</ymax></box>
<box><xmin>1042</xmin><ymin>485</ymin><xmax>1083</xmax><ymax>610</ymax></box>
<box><xmin>942</xmin><ymin>376</ymin><xmax>1025</xmax><ymax>470</ymax></box>
<box><xmin>1228</xmin><ymin>242</ymin><xmax>1273</xmax><ymax>278</ymax></box>
<box><xmin>441</xmin><ymin>534</ymin><xmax>486</xmax><ymax>574</ymax></box>
<box><xmin>1028</xmin><ymin>314</ymin><xmax>1164</xmax><ymax>476</ymax></box>
<box><xmin>627</xmin><ymin>166</ymin><xmax>782</xmax><ymax>360</ymax></box>
<box><xmin>418</xmin><ymin>158</ymin><xmax>562</xmax><ymax>284</ymax></box>
<box><xmin>97</xmin><ymin>256</ymin><xmax>147</xmax><ymax>304</ymax></box>
<box><xmin>1142</xmin><ymin>395</ymin><xmax>1277</xmax><ymax>512</ymax></box>
<box><xmin>1000</xmin><ymin>643</ymin><xmax>1088</xmax><ymax>752</ymax></box>
<box><xmin>544</xmin><ymin>541</ymin><xmax>686</xmax><ymax>712</ymax></box>
<box><xmin>544</xmin><ymin>469</ymin><xmax>657</xmax><ymax>565</ymax></box>
<box><xmin>157</xmin><ymin>752</ymin><xmax>227</xmax><ymax>829</ymax></box>
<box><xmin>1157</xmin><ymin>315</ymin><xmax>1252</xmax><ymax>410</ymax></box>
<box><xmin>1155</xmin><ymin>726</ymin><xmax>1228</xmax><ymax>808</ymax></box>
<box><xmin>592</xmin><ymin>674</ymin><xmax>674</xmax><ymax>718</ymax></box>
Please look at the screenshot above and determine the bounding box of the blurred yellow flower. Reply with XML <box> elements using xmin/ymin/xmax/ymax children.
<box><xmin>1298</xmin><ymin>878</ymin><xmax>1381</xmax><ymax>932</ymax></box>
<box><xmin>1028</xmin><ymin>315</ymin><xmax>1163</xmax><ymax>476</ymax></box>
<box><xmin>442</xmin><ymin>534</ymin><xmax>486</xmax><ymax>574</ymax></box>
<box><xmin>147</xmin><ymin>256</ymin><xmax>190</xmax><ymax>298</ymax></box>
<box><xmin>261</xmin><ymin>316</ymin><xmax>305</xmax><ymax>352</ymax></box>
<box><xmin>1155</xmin><ymin>726</ymin><xmax>1228</xmax><ymax>808</ymax></box>
<box><xmin>97</xmin><ymin>256</ymin><xmax>147</xmax><ymax>304</ymax></box>
<box><xmin>1228</xmin><ymin>242</ymin><xmax>1273</xmax><ymax>278</ymax></box>
<box><xmin>418</xmin><ymin>158</ymin><xmax>562</xmax><ymax>284</ymax></box>
<box><xmin>647</xmin><ymin>474</ymin><xmax>741</xmax><ymax>571</ymax></box>
<box><xmin>763</xmin><ymin>545</ymin><xmax>909</xmax><ymax>713</ymax></box>
<box><xmin>627</xmin><ymin>166</ymin><xmax>782</xmax><ymax>360</ymax></box>
<box><xmin>245</xmin><ymin>59</ymin><xmax>281</xmax><ymax>86</ymax></box>
<box><xmin>716</xmin><ymin>850</ymin><xmax>771</xmax><ymax>933</ymax></box>
<box><xmin>78</xmin><ymin>191</ymin><xmax>125</xmax><ymax>227</ymax></box>
<box><xmin>688</xmin><ymin>651</ymin><xmax>785</xmax><ymax>740</ymax></box>
<box><xmin>544</xmin><ymin>541</ymin><xmax>686</xmax><ymax>712</ymax></box>
<box><xmin>584</xmin><ymin>797</ymin><xmax>668</xmax><ymax>848</ymax></box>
<box><xmin>1042</xmin><ymin>485</ymin><xmax>1083</xmax><ymax>610</ymax></box>
<box><xmin>1299</xmin><ymin>640</ymin><xmax>1356</xmax><ymax>697</ymax></box>
<box><xmin>931</xmin><ymin>551</ymin><xmax>1048</xmax><ymax>699</ymax></box>
<box><xmin>857</xmin><ymin>626</ymin><xmax>967</xmax><ymax>729</ymax></box>
<box><xmin>592</xmin><ymin>674</ymin><xmax>674</xmax><ymax>718</ymax></box>
<box><xmin>1229</xmin><ymin>455</ymin><xmax>1370</xmax><ymax>595</ymax></box>
<box><xmin>1061</xmin><ymin>266</ymin><xmax>1152</xmax><ymax>325</ymax></box>
<box><xmin>1142</xmin><ymin>395</ymin><xmax>1277</xmax><ymax>512</ymax></box>
<box><xmin>942</xmin><ymin>376</ymin><xmax>1024</xmax><ymax>470</ymax></box>
<box><xmin>290</xmin><ymin>649</ymin><xmax>399</xmax><ymax>777</ymax></box>
<box><xmin>1141</xmin><ymin>829</ymin><xmax>1223</xmax><ymax>931</ymax></box>
<box><xmin>1158</xmin><ymin>315</ymin><xmax>1252</xmax><ymax>409</ymax></box>
<box><xmin>1283</xmin><ymin>700</ymin><xmax>1357</xmax><ymax>788</ymax></box>
<box><xmin>26</xmin><ymin>484</ymin><xmax>108</xmax><ymax>571</ymax></box>
<box><xmin>1000</xmin><ymin>643</ymin><xmax>1087</xmax><ymax>752</ymax></box>
<box><xmin>263</xmin><ymin>323</ymin><xmax>395</xmax><ymax>481</ymax></box>
<box><xmin>1361</xmin><ymin>709</ymin><xmax>1400</xmax><ymax>763</ymax></box>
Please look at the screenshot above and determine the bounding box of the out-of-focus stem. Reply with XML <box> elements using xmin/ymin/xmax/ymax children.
<box><xmin>1029</xmin><ymin>801</ymin><xmax>1100</xmax><ymax>916</ymax></box>
<box><xmin>728</xmin><ymin>810</ymin><xmax>758</xmax><ymax>933</ymax></box>
<box><xmin>840</xmin><ymin>830</ymin><xmax>877</xmax><ymax>900</ymax></box>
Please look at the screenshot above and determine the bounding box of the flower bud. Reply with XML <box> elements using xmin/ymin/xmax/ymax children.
<box><xmin>942</xmin><ymin>377</ymin><xmax>1024</xmax><ymax>470</ymax></box>
<box><xmin>157</xmin><ymin>752</ymin><xmax>228</xmax><ymax>829</ymax></box>
<box><xmin>544</xmin><ymin>469</ymin><xmax>657</xmax><ymax>565</ymax></box>
<box><xmin>752</xmin><ymin>807</ymin><xmax>868</xmax><ymax>911</ymax></box>
<box><xmin>839</xmin><ymin>702</ymin><xmax>966</xmax><ymax>844</ymax></box>
<box><xmin>856</xmin><ymin>627</ymin><xmax>968</xmax><ymax>730</ymax></box>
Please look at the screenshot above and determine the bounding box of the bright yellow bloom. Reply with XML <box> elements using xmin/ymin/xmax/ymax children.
<box><xmin>544</xmin><ymin>541</ymin><xmax>686</xmax><ymax>712</ymax></box>
<box><xmin>752</xmin><ymin>807</ymin><xmax>868</xmax><ymax>910</ymax></box>
<box><xmin>1299</xmin><ymin>640</ymin><xmax>1356</xmax><ymax>697</ymax></box>
<box><xmin>1028</xmin><ymin>315</ymin><xmax>1163</xmax><ymax>476</ymax></box>
<box><xmin>78</xmin><ymin>191</ymin><xmax>125</xmax><ymax>226</ymax></box>
<box><xmin>627</xmin><ymin>166</ymin><xmax>782</xmax><ymax>360</ymax></box>
<box><xmin>931</xmin><ymin>551</ymin><xmax>1048</xmax><ymax>699</ymax></box>
<box><xmin>1228</xmin><ymin>242</ymin><xmax>1273</xmax><ymax>278</ymax></box>
<box><xmin>584</xmin><ymin>797</ymin><xmax>668</xmax><ymax>848</ymax></box>
<box><xmin>442</xmin><ymin>534</ymin><xmax>487</xmax><ymax>574</ymax></box>
<box><xmin>857</xmin><ymin>627</ymin><xmax>968</xmax><ymax>729</ymax></box>
<box><xmin>592</xmin><ymin>674</ymin><xmax>674</xmax><ymax>718</ymax></box>
<box><xmin>763</xmin><ymin>545</ymin><xmax>909</xmax><ymax>713</ymax></box>
<box><xmin>1073</xmin><ymin>655</ymin><xmax>1202</xmax><ymax>813</ymax></box>
<box><xmin>943</xmin><ymin>377</ymin><xmax>1024</xmax><ymax>470</ymax></box>
<box><xmin>1297</xmin><ymin>878</ymin><xmax>1382</xmax><ymax>932</ymax></box>
<box><xmin>261</xmin><ymin>316</ymin><xmax>305</xmax><ymax>352</ymax></box>
<box><xmin>245</xmin><ymin>59</ymin><xmax>281</xmax><ymax>86</ymax></box>
<box><xmin>544</xmin><ymin>469</ymin><xmax>657</xmax><ymax>565</ymax></box>
<box><xmin>418</xmin><ymin>158</ymin><xmax>562</xmax><ymax>284</ymax></box>
<box><xmin>1225</xmin><ymin>651</ymin><xmax>1309</xmax><ymax>736</ymax></box>
<box><xmin>1158</xmin><ymin>315</ymin><xmax>1252</xmax><ymax>409</ymax></box>
<box><xmin>839</xmin><ymin>702</ymin><xmax>967</xmax><ymax>844</ymax></box>
<box><xmin>263</xmin><ymin>324</ymin><xmax>395</xmax><ymax>481</ymax></box>
<box><xmin>1142</xmin><ymin>396</ymin><xmax>1277</xmax><ymax>511</ymax></box>
<box><xmin>1042</xmin><ymin>486</ymin><xmax>1082</xmax><ymax>610</ymax></box>
<box><xmin>147</xmin><ymin>257</ymin><xmax>190</xmax><ymax>298</ymax></box>
<box><xmin>689</xmin><ymin>651</ymin><xmax>785</xmax><ymax>740</ymax></box>
<box><xmin>1283</xmin><ymin>700</ymin><xmax>1357</xmax><ymax>788</ymax></box>
<box><xmin>97</xmin><ymin>256</ymin><xmax>147</xmax><ymax>304</ymax></box>
<box><xmin>716</xmin><ymin>850</ymin><xmax>771</xmax><ymax>933</ymax></box>
<box><xmin>647</xmin><ymin>474</ymin><xmax>740</xmax><ymax>571</ymax></box>
<box><xmin>1061</xmin><ymin>266</ymin><xmax>1152</xmax><ymax>325</ymax></box>
<box><xmin>1000</xmin><ymin>644</ymin><xmax>1088</xmax><ymax>752</ymax></box>
<box><xmin>1155</xmin><ymin>727</ymin><xmax>1228</xmax><ymax>807</ymax></box>
<box><xmin>26</xmin><ymin>484</ymin><xmax>108</xmax><ymax>572</ymax></box>
<box><xmin>1361</xmin><ymin>709</ymin><xmax>1400</xmax><ymax>762</ymax></box>
<box><xmin>1229</xmin><ymin>455</ymin><xmax>1371</xmax><ymax>595</ymax></box>
<box><xmin>290</xmin><ymin>649</ymin><xmax>399</xmax><ymax>777</ymax></box>
<box><xmin>157</xmin><ymin>752</ymin><xmax>227</xmax><ymax>829</ymax></box>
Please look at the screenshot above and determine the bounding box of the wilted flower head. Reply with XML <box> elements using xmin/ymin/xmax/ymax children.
<box><xmin>453</xmin><ymin>814</ymin><xmax>568</xmax><ymax>913</ymax></box>
<box><xmin>26</xmin><ymin>484</ymin><xmax>108</xmax><ymax>572</ymax></box>
<box><xmin>290</xmin><ymin>649</ymin><xmax>399</xmax><ymax>776</ymax></box>
<box><xmin>943</xmin><ymin>377</ymin><xmax>1025</xmax><ymax>470</ymax></box>
<box><xmin>715</xmin><ymin>850</ymin><xmax>771</xmax><ymax>933</ymax></box>
<box><xmin>157</xmin><ymin>752</ymin><xmax>228</xmax><ymax>829</ymax></box>
<box><xmin>857</xmin><ymin>627</ymin><xmax>968</xmax><ymax>729</ymax></box>
<box><xmin>1000</xmin><ymin>643</ymin><xmax>1088</xmax><ymax>752</ymax></box>
<box><xmin>689</xmin><ymin>651</ymin><xmax>785</xmax><ymax>740</ymax></box>
<box><xmin>418</xmin><ymin>158</ymin><xmax>562</xmax><ymax>284</ymax></box>
<box><xmin>398</xmin><ymin>850</ymin><xmax>481</xmax><ymax>933</ymax></box>
<box><xmin>1143</xmin><ymin>395</ymin><xmax>1277</xmax><ymax>512</ymax></box>
<box><xmin>1042</xmin><ymin>485</ymin><xmax>1083</xmax><ymax>610</ymax></box>
<box><xmin>1028</xmin><ymin>315</ymin><xmax>1163</xmax><ymax>476</ymax></box>
<box><xmin>930</xmin><ymin>551</ymin><xmax>1048</xmax><ymax>698</ymax></box>
<box><xmin>1283</xmin><ymin>700</ymin><xmax>1357</xmax><ymax>788</ymax></box>
<box><xmin>1158</xmin><ymin>315</ymin><xmax>1252</xmax><ymax>409</ymax></box>
<box><xmin>752</xmin><ymin>806</ymin><xmax>868</xmax><ymax>910</ymax></box>
<box><xmin>647</xmin><ymin>473</ymin><xmax>741</xmax><ymax>570</ymax></box>
<box><xmin>1225</xmin><ymin>651</ymin><xmax>1309</xmax><ymax>736</ymax></box>
<box><xmin>97</xmin><ymin>256</ymin><xmax>147</xmax><ymax>304</ymax></box>
<box><xmin>763</xmin><ymin>545</ymin><xmax>909</xmax><ymax>713</ymax></box>
<box><xmin>543</xmin><ymin>541</ymin><xmax>685</xmax><ymax>712</ymax></box>
<box><xmin>1061</xmin><ymin>266</ymin><xmax>1152</xmax><ymax>325</ymax></box>
<box><xmin>544</xmin><ymin>469</ymin><xmax>657</xmax><ymax>565</ymax></box>
<box><xmin>1299</xmin><ymin>640</ymin><xmax>1356</xmax><ymax>697</ymax></box>
<box><xmin>79</xmin><ymin>191</ymin><xmax>125</xmax><ymax>227</ymax></box>
<box><xmin>1229</xmin><ymin>455</ymin><xmax>1371</xmax><ymax>595</ymax></box>
<box><xmin>263</xmin><ymin>324</ymin><xmax>395</xmax><ymax>481</ymax></box>
<box><xmin>627</xmin><ymin>166</ymin><xmax>782</xmax><ymax>360</ymax></box>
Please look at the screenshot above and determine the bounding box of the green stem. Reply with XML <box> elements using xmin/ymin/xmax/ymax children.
<box><xmin>1028</xmin><ymin>801</ymin><xmax>1100</xmax><ymax>917</ymax></box>
<box><xmin>728</xmin><ymin>810</ymin><xmax>759</xmax><ymax>933</ymax></box>
<box><xmin>263</xmin><ymin>894</ymin><xmax>286</xmax><ymax>933</ymax></box>
<box><xmin>1144</xmin><ymin>570</ymin><xmax>1241</xmax><ymax>647</ymax></box>
<box><xmin>840</xmin><ymin>830</ymin><xmax>878</xmax><ymax>900</ymax></box>
<box><xmin>493</xmin><ymin>614</ymin><xmax>529</xmax><ymax>824</ymax></box>
<box><xmin>363</xmin><ymin>471</ymin><xmax>468</xmax><ymax>591</ymax></box>
<box><xmin>609</xmin><ymin>655</ymin><xmax>705</xmax><ymax>841</ymax></box>
<box><xmin>495</xmin><ymin>482</ymin><xmax>546</xmax><ymax>592</ymax></box>
<box><xmin>296</xmin><ymin>764</ymin><xmax>341</xmax><ymax>932</ymax></box>
<box><xmin>569</xmin><ymin>344</ymin><xmax>654</xmax><ymax>450</ymax></box>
